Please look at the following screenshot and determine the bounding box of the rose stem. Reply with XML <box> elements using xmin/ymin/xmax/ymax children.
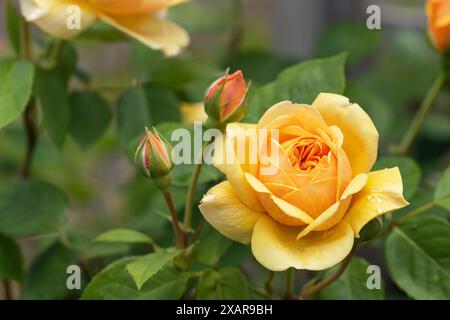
<box><xmin>299</xmin><ymin>250</ymin><xmax>354</xmax><ymax>300</ymax></box>
<box><xmin>265</xmin><ymin>271</ymin><xmax>275</xmax><ymax>296</ymax></box>
<box><xmin>283</xmin><ymin>268</ymin><xmax>296</xmax><ymax>300</ymax></box>
<box><xmin>183</xmin><ymin>140</ymin><xmax>212</xmax><ymax>244</ymax></box>
<box><xmin>19</xmin><ymin>15</ymin><xmax>37</xmax><ymax>179</ymax></box>
<box><xmin>394</xmin><ymin>71</ymin><xmax>447</xmax><ymax>155</ymax></box>
<box><xmin>163</xmin><ymin>191</ymin><xmax>185</xmax><ymax>250</ymax></box>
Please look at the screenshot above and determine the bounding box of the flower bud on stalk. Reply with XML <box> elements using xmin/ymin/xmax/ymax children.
<box><xmin>135</xmin><ymin>127</ymin><xmax>173</xmax><ymax>190</ymax></box>
<box><xmin>204</xmin><ymin>69</ymin><xmax>251</xmax><ymax>130</ymax></box>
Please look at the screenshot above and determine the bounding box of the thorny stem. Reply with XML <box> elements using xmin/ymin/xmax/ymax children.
<box><xmin>163</xmin><ymin>191</ymin><xmax>185</xmax><ymax>250</ymax></box>
<box><xmin>299</xmin><ymin>250</ymin><xmax>354</xmax><ymax>300</ymax></box>
<box><xmin>393</xmin><ymin>72</ymin><xmax>447</xmax><ymax>155</ymax></box>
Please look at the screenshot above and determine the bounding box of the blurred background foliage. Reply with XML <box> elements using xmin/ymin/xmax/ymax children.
<box><xmin>0</xmin><ymin>0</ymin><xmax>449</xmax><ymax>300</ymax></box>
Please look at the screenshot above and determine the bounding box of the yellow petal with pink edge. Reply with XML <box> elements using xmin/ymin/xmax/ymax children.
<box><xmin>245</xmin><ymin>173</ymin><xmax>313</xmax><ymax>226</ymax></box>
<box><xmin>251</xmin><ymin>215</ymin><xmax>354</xmax><ymax>271</ymax></box>
<box><xmin>344</xmin><ymin>167</ymin><xmax>409</xmax><ymax>236</ymax></box>
<box><xmin>198</xmin><ymin>181</ymin><xmax>263</xmax><ymax>244</ymax></box>
<box><xmin>312</xmin><ymin>93</ymin><xmax>379</xmax><ymax>176</ymax></box>
<box><xmin>99</xmin><ymin>12</ymin><xmax>188</xmax><ymax>56</ymax></box>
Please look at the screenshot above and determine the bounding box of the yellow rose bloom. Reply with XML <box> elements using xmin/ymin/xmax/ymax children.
<box><xmin>199</xmin><ymin>93</ymin><xmax>409</xmax><ymax>271</ymax></box>
<box><xmin>426</xmin><ymin>0</ymin><xmax>450</xmax><ymax>52</ymax></box>
<box><xmin>19</xmin><ymin>0</ymin><xmax>189</xmax><ymax>56</ymax></box>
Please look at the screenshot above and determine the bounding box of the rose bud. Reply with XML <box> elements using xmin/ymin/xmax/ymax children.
<box><xmin>426</xmin><ymin>0</ymin><xmax>450</xmax><ymax>53</ymax></box>
<box><xmin>135</xmin><ymin>127</ymin><xmax>173</xmax><ymax>190</ymax></box>
<box><xmin>204</xmin><ymin>69</ymin><xmax>251</xmax><ymax>129</ymax></box>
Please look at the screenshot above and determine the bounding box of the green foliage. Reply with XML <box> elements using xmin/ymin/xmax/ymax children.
<box><xmin>315</xmin><ymin>23</ymin><xmax>381</xmax><ymax>65</ymax></box>
<box><xmin>95</xmin><ymin>228</ymin><xmax>153</xmax><ymax>245</ymax></box>
<box><xmin>0</xmin><ymin>58</ymin><xmax>34</xmax><ymax>129</ymax></box>
<box><xmin>318</xmin><ymin>257</ymin><xmax>385</xmax><ymax>300</ymax></box>
<box><xmin>386</xmin><ymin>215</ymin><xmax>450</xmax><ymax>299</ymax></box>
<box><xmin>82</xmin><ymin>257</ymin><xmax>190</xmax><ymax>300</ymax></box>
<box><xmin>245</xmin><ymin>53</ymin><xmax>347</xmax><ymax>122</ymax></box>
<box><xmin>435</xmin><ymin>165</ymin><xmax>450</xmax><ymax>211</ymax></box>
<box><xmin>0</xmin><ymin>234</ymin><xmax>23</xmax><ymax>281</ymax></box>
<box><xmin>22</xmin><ymin>241</ymin><xmax>76</xmax><ymax>300</ymax></box>
<box><xmin>126</xmin><ymin>249</ymin><xmax>181</xmax><ymax>289</ymax></box>
<box><xmin>193</xmin><ymin>225</ymin><xmax>232</xmax><ymax>266</ymax></box>
<box><xmin>6</xmin><ymin>0</ymin><xmax>21</xmax><ymax>55</ymax></box>
<box><xmin>0</xmin><ymin>180</ymin><xmax>66</xmax><ymax>237</ymax></box>
<box><xmin>69</xmin><ymin>91</ymin><xmax>111</xmax><ymax>149</ymax></box>
<box><xmin>196</xmin><ymin>267</ymin><xmax>250</xmax><ymax>300</ymax></box>
<box><xmin>35</xmin><ymin>67</ymin><xmax>70</xmax><ymax>147</ymax></box>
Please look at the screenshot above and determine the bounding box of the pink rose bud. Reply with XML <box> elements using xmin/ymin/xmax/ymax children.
<box><xmin>135</xmin><ymin>127</ymin><xmax>173</xmax><ymax>190</ymax></box>
<box><xmin>204</xmin><ymin>69</ymin><xmax>251</xmax><ymax>128</ymax></box>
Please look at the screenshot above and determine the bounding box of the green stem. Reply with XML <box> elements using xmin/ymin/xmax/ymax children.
<box><xmin>283</xmin><ymin>268</ymin><xmax>295</xmax><ymax>300</ymax></box>
<box><xmin>299</xmin><ymin>250</ymin><xmax>353</xmax><ymax>300</ymax></box>
<box><xmin>398</xmin><ymin>201</ymin><xmax>434</xmax><ymax>223</ymax></box>
<box><xmin>163</xmin><ymin>191</ymin><xmax>185</xmax><ymax>250</ymax></box>
<box><xmin>394</xmin><ymin>72</ymin><xmax>447</xmax><ymax>155</ymax></box>
<box><xmin>264</xmin><ymin>270</ymin><xmax>275</xmax><ymax>296</ymax></box>
<box><xmin>183</xmin><ymin>139</ymin><xmax>212</xmax><ymax>243</ymax></box>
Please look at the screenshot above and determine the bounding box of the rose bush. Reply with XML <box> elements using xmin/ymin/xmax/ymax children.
<box><xmin>19</xmin><ymin>0</ymin><xmax>189</xmax><ymax>55</ymax></box>
<box><xmin>199</xmin><ymin>93</ymin><xmax>409</xmax><ymax>271</ymax></box>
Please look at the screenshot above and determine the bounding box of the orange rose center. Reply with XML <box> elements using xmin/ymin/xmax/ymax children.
<box><xmin>286</xmin><ymin>138</ymin><xmax>330</xmax><ymax>170</ymax></box>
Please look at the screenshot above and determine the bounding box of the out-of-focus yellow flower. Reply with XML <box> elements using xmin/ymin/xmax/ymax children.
<box><xmin>19</xmin><ymin>0</ymin><xmax>189</xmax><ymax>56</ymax></box>
<box><xmin>426</xmin><ymin>0</ymin><xmax>450</xmax><ymax>52</ymax></box>
<box><xmin>199</xmin><ymin>93</ymin><xmax>409</xmax><ymax>271</ymax></box>
<box><xmin>179</xmin><ymin>102</ymin><xmax>207</xmax><ymax>125</ymax></box>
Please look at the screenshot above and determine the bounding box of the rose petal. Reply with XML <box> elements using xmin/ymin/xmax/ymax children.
<box><xmin>88</xmin><ymin>0</ymin><xmax>188</xmax><ymax>15</ymax></box>
<box><xmin>251</xmin><ymin>215</ymin><xmax>354</xmax><ymax>271</ymax></box>
<box><xmin>20</xmin><ymin>0</ymin><xmax>97</xmax><ymax>39</ymax></box>
<box><xmin>245</xmin><ymin>173</ymin><xmax>313</xmax><ymax>226</ymax></box>
<box><xmin>99</xmin><ymin>12</ymin><xmax>188</xmax><ymax>56</ymax></box>
<box><xmin>212</xmin><ymin>123</ymin><xmax>264</xmax><ymax>212</ymax></box>
<box><xmin>312</xmin><ymin>93</ymin><xmax>379</xmax><ymax>176</ymax></box>
<box><xmin>199</xmin><ymin>181</ymin><xmax>263</xmax><ymax>244</ymax></box>
<box><xmin>344</xmin><ymin>167</ymin><xmax>409</xmax><ymax>236</ymax></box>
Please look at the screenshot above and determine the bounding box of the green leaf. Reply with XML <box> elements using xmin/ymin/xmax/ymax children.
<box><xmin>193</xmin><ymin>225</ymin><xmax>232</xmax><ymax>266</ymax></box>
<box><xmin>0</xmin><ymin>180</ymin><xmax>67</xmax><ymax>237</ymax></box>
<box><xmin>82</xmin><ymin>257</ymin><xmax>190</xmax><ymax>300</ymax></box>
<box><xmin>126</xmin><ymin>249</ymin><xmax>181</xmax><ymax>289</ymax></box>
<box><xmin>373</xmin><ymin>156</ymin><xmax>421</xmax><ymax>200</ymax></box>
<box><xmin>0</xmin><ymin>57</ymin><xmax>34</xmax><ymax>129</ymax></box>
<box><xmin>156</xmin><ymin>122</ymin><xmax>222</xmax><ymax>186</ymax></box>
<box><xmin>94</xmin><ymin>228</ymin><xmax>153</xmax><ymax>245</ymax></box>
<box><xmin>69</xmin><ymin>91</ymin><xmax>111</xmax><ymax>148</ymax></box>
<box><xmin>143</xmin><ymin>83</ymin><xmax>181</xmax><ymax>124</ymax></box>
<box><xmin>245</xmin><ymin>53</ymin><xmax>347</xmax><ymax>122</ymax></box>
<box><xmin>35</xmin><ymin>67</ymin><xmax>70</xmax><ymax>147</ymax></box>
<box><xmin>385</xmin><ymin>215</ymin><xmax>450</xmax><ymax>299</ymax></box>
<box><xmin>22</xmin><ymin>241</ymin><xmax>76</xmax><ymax>300</ymax></box>
<box><xmin>435</xmin><ymin>166</ymin><xmax>450</xmax><ymax>211</ymax></box>
<box><xmin>0</xmin><ymin>233</ymin><xmax>23</xmax><ymax>281</ymax></box>
<box><xmin>317</xmin><ymin>257</ymin><xmax>384</xmax><ymax>300</ymax></box>
<box><xmin>315</xmin><ymin>23</ymin><xmax>381</xmax><ymax>65</ymax></box>
<box><xmin>6</xmin><ymin>0</ymin><xmax>21</xmax><ymax>55</ymax></box>
<box><xmin>196</xmin><ymin>267</ymin><xmax>250</xmax><ymax>300</ymax></box>
<box><xmin>117</xmin><ymin>88</ymin><xmax>151</xmax><ymax>147</ymax></box>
